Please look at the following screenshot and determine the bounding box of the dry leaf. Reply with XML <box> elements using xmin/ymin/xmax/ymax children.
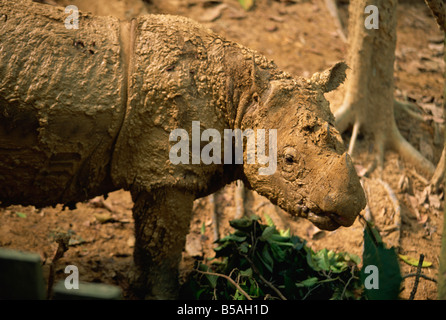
<box><xmin>185</xmin><ymin>233</ymin><xmax>203</xmax><ymax>257</ymax></box>
<box><xmin>398</xmin><ymin>174</ymin><xmax>410</xmax><ymax>193</ymax></box>
<box><xmin>307</xmin><ymin>225</ymin><xmax>325</xmax><ymax>240</ymax></box>
<box><xmin>227</xmin><ymin>6</ymin><xmax>247</xmax><ymax>19</ymax></box>
<box><xmin>406</xmin><ymin>194</ymin><xmax>421</xmax><ymax>220</ymax></box>
<box><xmin>428</xmin><ymin>194</ymin><xmax>441</xmax><ymax>210</ymax></box>
<box><xmin>199</xmin><ymin>3</ymin><xmax>227</xmax><ymax>22</ymax></box>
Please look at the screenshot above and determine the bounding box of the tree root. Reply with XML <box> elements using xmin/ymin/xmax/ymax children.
<box><xmin>394</xmin><ymin>100</ymin><xmax>427</xmax><ymax>123</ymax></box>
<box><xmin>334</xmin><ymin>105</ymin><xmax>435</xmax><ymax>178</ymax></box>
<box><xmin>430</xmin><ymin>147</ymin><xmax>445</xmax><ymax>193</ymax></box>
<box><xmin>324</xmin><ymin>0</ymin><xmax>347</xmax><ymax>43</ymax></box>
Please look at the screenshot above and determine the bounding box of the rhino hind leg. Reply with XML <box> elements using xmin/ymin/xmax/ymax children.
<box><xmin>129</xmin><ymin>188</ymin><xmax>194</xmax><ymax>299</ymax></box>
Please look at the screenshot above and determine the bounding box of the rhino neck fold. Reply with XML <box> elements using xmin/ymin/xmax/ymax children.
<box><xmin>109</xmin><ymin>19</ymin><xmax>136</xmax><ymax>173</ymax></box>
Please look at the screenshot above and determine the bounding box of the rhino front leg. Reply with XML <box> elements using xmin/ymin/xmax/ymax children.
<box><xmin>129</xmin><ymin>188</ymin><xmax>194</xmax><ymax>299</ymax></box>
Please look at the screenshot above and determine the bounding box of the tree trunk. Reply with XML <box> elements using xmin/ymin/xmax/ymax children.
<box><xmin>436</xmin><ymin>32</ymin><xmax>446</xmax><ymax>300</ymax></box>
<box><xmin>334</xmin><ymin>0</ymin><xmax>435</xmax><ymax>177</ymax></box>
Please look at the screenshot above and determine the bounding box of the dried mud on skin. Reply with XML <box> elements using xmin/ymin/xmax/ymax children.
<box><xmin>0</xmin><ymin>0</ymin><xmax>444</xmax><ymax>300</ymax></box>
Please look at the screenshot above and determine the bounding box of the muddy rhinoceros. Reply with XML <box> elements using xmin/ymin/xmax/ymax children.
<box><xmin>0</xmin><ymin>0</ymin><xmax>366</xmax><ymax>299</ymax></box>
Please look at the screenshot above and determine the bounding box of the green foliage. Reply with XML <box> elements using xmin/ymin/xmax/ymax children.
<box><xmin>180</xmin><ymin>216</ymin><xmax>404</xmax><ymax>300</ymax></box>
<box><xmin>180</xmin><ymin>215</ymin><xmax>363</xmax><ymax>300</ymax></box>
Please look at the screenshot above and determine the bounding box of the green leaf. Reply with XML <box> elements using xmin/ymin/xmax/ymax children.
<box><xmin>280</xmin><ymin>228</ymin><xmax>290</xmax><ymax>237</ymax></box>
<box><xmin>239</xmin><ymin>242</ymin><xmax>250</xmax><ymax>254</ymax></box>
<box><xmin>296</xmin><ymin>277</ymin><xmax>319</xmax><ymax>288</ymax></box>
<box><xmin>200</xmin><ymin>222</ymin><xmax>206</xmax><ymax>235</ymax></box>
<box><xmin>14</xmin><ymin>212</ymin><xmax>27</xmax><ymax>218</ymax></box>
<box><xmin>399</xmin><ymin>254</ymin><xmax>432</xmax><ymax>268</ymax></box>
<box><xmin>361</xmin><ymin>223</ymin><xmax>402</xmax><ymax>300</ymax></box>
<box><xmin>258</xmin><ymin>246</ymin><xmax>274</xmax><ymax>273</ymax></box>
<box><xmin>230</xmin><ymin>217</ymin><xmax>255</xmax><ymax>233</ymax></box>
<box><xmin>270</xmin><ymin>242</ymin><xmax>286</xmax><ymax>262</ymax></box>
<box><xmin>314</xmin><ymin>248</ymin><xmax>330</xmax><ymax>271</ymax></box>
<box><xmin>238</xmin><ymin>0</ymin><xmax>255</xmax><ymax>11</ymax></box>
<box><xmin>260</xmin><ymin>226</ymin><xmax>276</xmax><ymax>241</ymax></box>
<box><xmin>270</xmin><ymin>233</ymin><xmax>291</xmax><ymax>243</ymax></box>
<box><xmin>240</xmin><ymin>268</ymin><xmax>253</xmax><ymax>277</ymax></box>
<box><xmin>219</xmin><ymin>234</ymin><xmax>247</xmax><ymax>243</ymax></box>
<box><xmin>263</xmin><ymin>213</ymin><xmax>275</xmax><ymax>227</ymax></box>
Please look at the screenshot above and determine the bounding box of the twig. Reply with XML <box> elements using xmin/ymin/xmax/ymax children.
<box><xmin>409</xmin><ymin>254</ymin><xmax>425</xmax><ymax>300</ymax></box>
<box><xmin>408</xmin><ymin>168</ymin><xmax>430</xmax><ymax>185</ymax></box>
<box><xmin>402</xmin><ymin>273</ymin><xmax>437</xmax><ymax>283</ymax></box>
<box><xmin>47</xmin><ymin>233</ymin><xmax>70</xmax><ymax>299</ymax></box>
<box><xmin>196</xmin><ymin>270</ymin><xmax>252</xmax><ymax>300</ymax></box>
<box><xmin>242</xmin><ymin>253</ymin><xmax>287</xmax><ymax>300</ymax></box>
<box><xmin>340</xmin><ymin>266</ymin><xmax>359</xmax><ymax>300</ymax></box>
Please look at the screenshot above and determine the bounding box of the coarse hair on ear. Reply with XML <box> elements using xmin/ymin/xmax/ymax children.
<box><xmin>309</xmin><ymin>62</ymin><xmax>349</xmax><ymax>93</ymax></box>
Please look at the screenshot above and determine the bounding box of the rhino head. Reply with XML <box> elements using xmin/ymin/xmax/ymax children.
<box><xmin>240</xmin><ymin>62</ymin><xmax>366</xmax><ymax>230</ymax></box>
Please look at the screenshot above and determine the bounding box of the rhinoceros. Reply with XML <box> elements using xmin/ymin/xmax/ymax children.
<box><xmin>0</xmin><ymin>0</ymin><xmax>366</xmax><ymax>299</ymax></box>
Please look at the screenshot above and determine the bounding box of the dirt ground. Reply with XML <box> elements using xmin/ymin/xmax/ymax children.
<box><xmin>0</xmin><ymin>0</ymin><xmax>444</xmax><ymax>300</ymax></box>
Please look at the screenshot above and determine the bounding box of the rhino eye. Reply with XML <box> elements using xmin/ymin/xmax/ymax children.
<box><xmin>285</xmin><ymin>154</ymin><xmax>295</xmax><ymax>164</ymax></box>
<box><xmin>283</xmin><ymin>147</ymin><xmax>298</xmax><ymax>165</ymax></box>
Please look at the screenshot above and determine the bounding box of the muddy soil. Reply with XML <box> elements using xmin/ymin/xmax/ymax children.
<box><xmin>0</xmin><ymin>0</ymin><xmax>444</xmax><ymax>300</ymax></box>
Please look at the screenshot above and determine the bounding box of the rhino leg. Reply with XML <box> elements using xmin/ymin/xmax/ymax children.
<box><xmin>129</xmin><ymin>188</ymin><xmax>194</xmax><ymax>299</ymax></box>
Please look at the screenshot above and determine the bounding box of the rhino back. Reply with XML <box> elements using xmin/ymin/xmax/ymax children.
<box><xmin>0</xmin><ymin>0</ymin><xmax>127</xmax><ymax>207</ymax></box>
<box><xmin>112</xmin><ymin>14</ymin><xmax>233</xmax><ymax>195</ymax></box>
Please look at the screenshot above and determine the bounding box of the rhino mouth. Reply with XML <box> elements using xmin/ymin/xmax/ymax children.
<box><xmin>296</xmin><ymin>204</ymin><xmax>351</xmax><ymax>231</ymax></box>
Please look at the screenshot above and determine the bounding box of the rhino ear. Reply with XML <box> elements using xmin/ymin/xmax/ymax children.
<box><xmin>310</xmin><ymin>62</ymin><xmax>348</xmax><ymax>93</ymax></box>
<box><xmin>250</xmin><ymin>54</ymin><xmax>270</xmax><ymax>94</ymax></box>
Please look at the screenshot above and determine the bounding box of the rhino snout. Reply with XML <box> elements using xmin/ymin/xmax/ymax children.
<box><xmin>306</xmin><ymin>152</ymin><xmax>366</xmax><ymax>230</ymax></box>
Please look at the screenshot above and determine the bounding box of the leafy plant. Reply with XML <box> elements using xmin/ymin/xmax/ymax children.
<box><xmin>180</xmin><ymin>215</ymin><xmax>363</xmax><ymax>300</ymax></box>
